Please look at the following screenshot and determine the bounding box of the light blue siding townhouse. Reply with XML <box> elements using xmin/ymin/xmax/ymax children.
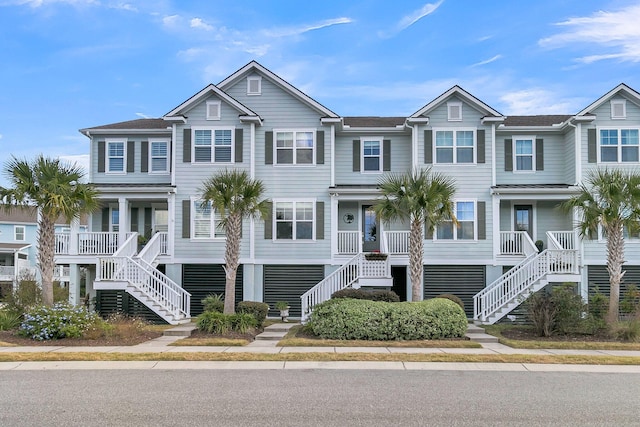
<box><xmin>57</xmin><ymin>60</ymin><xmax>640</xmax><ymax>324</ymax></box>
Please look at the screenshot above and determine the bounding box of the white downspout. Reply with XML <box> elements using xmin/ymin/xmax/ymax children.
<box><xmin>330</xmin><ymin>124</ymin><xmax>335</xmax><ymax>187</ymax></box>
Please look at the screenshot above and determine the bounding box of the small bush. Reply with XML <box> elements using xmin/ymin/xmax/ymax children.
<box><xmin>527</xmin><ymin>291</ymin><xmax>556</xmax><ymax>337</ymax></box>
<box><xmin>552</xmin><ymin>284</ymin><xmax>585</xmax><ymax>334</ymax></box>
<box><xmin>0</xmin><ymin>309</ymin><xmax>21</xmax><ymax>331</ymax></box>
<box><xmin>201</xmin><ymin>293</ymin><xmax>224</xmax><ymax>313</ymax></box>
<box><xmin>231</xmin><ymin>313</ymin><xmax>258</xmax><ymax>333</ymax></box>
<box><xmin>621</xmin><ymin>285</ymin><xmax>640</xmax><ymax>316</ymax></box>
<box><xmin>588</xmin><ymin>287</ymin><xmax>609</xmax><ymax>322</ymax></box>
<box><xmin>53</xmin><ymin>282</ymin><xmax>69</xmax><ymax>303</ymax></box>
<box><xmin>609</xmin><ymin>320</ymin><xmax>640</xmax><ymax>342</ymax></box>
<box><xmin>3</xmin><ymin>272</ymin><xmax>41</xmax><ymax>312</ymax></box>
<box><xmin>196</xmin><ymin>311</ymin><xmax>257</xmax><ymax>334</ymax></box>
<box><xmin>18</xmin><ymin>303</ymin><xmax>101</xmax><ymax>341</ymax></box>
<box><xmin>434</xmin><ymin>294</ymin><xmax>464</xmax><ymax>312</ymax></box>
<box><xmin>331</xmin><ymin>288</ymin><xmax>400</xmax><ymax>302</ymax></box>
<box><xmin>308</xmin><ymin>298</ymin><xmax>466</xmax><ymax>340</ymax></box>
<box><xmin>237</xmin><ymin>301</ymin><xmax>269</xmax><ymax>326</ymax></box>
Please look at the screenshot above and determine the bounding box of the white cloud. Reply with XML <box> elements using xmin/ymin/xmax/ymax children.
<box><xmin>397</xmin><ymin>0</ymin><xmax>443</xmax><ymax>31</ymax></box>
<box><xmin>108</xmin><ymin>2</ymin><xmax>137</xmax><ymax>12</ymax></box>
<box><xmin>162</xmin><ymin>14</ymin><xmax>180</xmax><ymax>28</ymax></box>
<box><xmin>135</xmin><ymin>112</ymin><xmax>150</xmax><ymax>118</ymax></box>
<box><xmin>11</xmin><ymin>0</ymin><xmax>97</xmax><ymax>7</ymax></box>
<box><xmin>263</xmin><ymin>17</ymin><xmax>352</xmax><ymax>38</ymax></box>
<box><xmin>190</xmin><ymin>17</ymin><xmax>213</xmax><ymax>31</ymax></box>
<box><xmin>59</xmin><ymin>154</ymin><xmax>90</xmax><ymax>176</ymax></box>
<box><xmin>0</xmin><ymin>134</ymin><xmax>3</xmax><ymax>140</ymax></box>
<box><xmin>499</xmin><ymin>88</ymin><xmax>576</xmax><ymax>115</ymax></box>
<box><xmin>470</xmin><ymin>54</ymin><xmax>502</xmax><ymax>67</ymax></box>
<box><xmin>539</xmin><ymin>5</ymin><xmax>640</xmax><ymax>63</ymax></box>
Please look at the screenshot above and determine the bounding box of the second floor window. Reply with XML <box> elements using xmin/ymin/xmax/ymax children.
<box><xmin>150</xmin><ymin>141</ymin><xmax>168</xmax><ymax>173</ymax></box>
<box><xmin>275</xmin><ymin>201</ymin><xmax>313</xmax><ymax>240</ymax></box>
<box><xmin>14</xmin><ymin>225</ymin><xmax>25</xmax><ymax>241</ymax></box>
<box><xmin>600</xmin><ymin>128</ymin><xmax>639</xmax><ymax>162</ymax></box>
<box><xmin>108</xmin><ymin>141</ymin><xmax>125</xmax><ymax>172</ymax></box>
<box><xmin>275</xmin><ymin>130</ymin><xmax>314</xmax><ymax>165</ymax></box>
<box><xmin>437</xmin><ymin>201</ymin><xmax>475</xmax><ymax>240</ymax></box>
<box><xmin>435</xmin><ymin>130</ymin><xmax>474</xmax><ymax>164</ymax></box>
<box><xmin>363</xmin><ymin>139</ymin><xmax>381</xmax><ymax>172</ymax></box>
<box><xmin>194</xmin><ymin>128</ymin><xmax>233</xmax><ymax>163</ymax></box>
<box><xmin>515</xmin><ymin>138</ymin><xmax>534</xmax><ymax>171</ymax></box>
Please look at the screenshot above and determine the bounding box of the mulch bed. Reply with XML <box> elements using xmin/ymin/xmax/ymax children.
<box><xmin>500</xmin><ymin>327</ymin><xmax>617</xmax><ymax>343</ymax></box>
<box><xmin>0</xmin><ymin>329</ymin><xmax>163</xmax><ymax>346</ymax></box>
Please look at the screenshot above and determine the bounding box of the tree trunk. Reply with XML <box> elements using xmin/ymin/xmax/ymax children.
<box><xmin>606</xmin><ymin>222</ymin><xmax>625</xmax><ymax>325</ymax></box>
<box><xmin>409</xmin><ymin>218</ymin><xmax>424</xmax><ymax>302</ymax></box>
<box><xmin>223</xmin><ymin>213</ymin><xmax>242</xmax><ymax>314</ymax></box>
<box><xmin>38</xmin><ymin>214</ymin><xmax>55</xmax><ymax>306</ymax></box>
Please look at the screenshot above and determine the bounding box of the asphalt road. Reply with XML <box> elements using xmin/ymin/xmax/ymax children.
<box><xmin>1</xmin><ymin>369</ymin><xmax>639</xmax><ymax>426</ymax></box>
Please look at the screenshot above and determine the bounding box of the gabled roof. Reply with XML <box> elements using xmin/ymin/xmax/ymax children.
<box><xmin>503</xmin><ymin>115</ymin><xmax>572</xmax><ymax>127</ymax></box>
<box><xmin>218</xmin><ymin>61</ymin><xmax>340</xmax><ymax>119</ymax></box>
<box><xmin>576</xmin><ymin>83</ymin><xmax>640</xmax><ymax>116</ymax></box>
<box><xmin>164</xmin><ymin>84</ymin><xmax>259</xmax><ymax>119</ymax></box>
<box><xmin>81</xmin><ymin>118</ymin><xmax>170</xmax><ymax>134</ymax></box>
<box><xmin>410</xmin><ymin>85</ymin><xmax>504</xmax><ymax>119</ymax></box>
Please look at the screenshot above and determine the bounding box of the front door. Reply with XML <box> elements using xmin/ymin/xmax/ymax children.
<box><xmin>362</xmin><ymin>205</ymin><xmax>380</xmax><ymax>252</ymax></box>
<box><xmin>514</xmin><ymin>205</ymin><xmax>533</xmax><ymax>239</ymax></box>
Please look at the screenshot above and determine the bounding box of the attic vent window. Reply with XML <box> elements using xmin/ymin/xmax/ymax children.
<box><xmin>247</xmin><ymin>76</ymin><xmax>262</xmax><ymax>95</ymax></box>
<box><xmin>206</xmin><ymin>101</ymin><xmax>221</xmax><ymax>120</ymax></box>
<box><xmin>611</xmin><ymin>100</ymin><xmax>626</xmax><ymax>119</ymax></box>
<box><xmin>448</xmin><ymin>102</ymin><xmax>462</xmax><ymax>121</ymax></box>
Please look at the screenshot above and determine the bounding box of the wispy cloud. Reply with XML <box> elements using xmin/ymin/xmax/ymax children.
<box><xmin>539</xmin><ymin>5</ymin><xmax>640</xmax><ymax>63</ymax></box>
<box><xmin>379</xmin><ymin>0</ymin><xmax>444</xmax><ymax>38</ymax></box>
<box><xmin>135</xmin><ymin>112</ymin><xmax>150</xmax><ymax>118</ymax></box>
<box><xmin>59</xmin><ymin>154</ymin><xmax>90</xmax><ymax>175</ymax></box>
<box><xmin>499</xmin><ymin>88</ymin><xmax>577</xmax><ymax>115</ymax></box>
<box><xmin>9</xmin><ymin>0</ymin><xmax>98</xmax><ymax>7</ymax></box>
<box><xmin>263</xmin><ymin>17</ymin><xmax>352</xmax><ymax>38</ymax></box>
<box><xmin>470</xmin><ymin>54</ymin><xmax>502</xmax><ymax>67</ymax></box>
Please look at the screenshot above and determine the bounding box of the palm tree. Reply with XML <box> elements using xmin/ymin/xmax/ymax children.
<box><xmin>0</xmin><ymin>155</ymin><xmax>99</xmax><ymax>306</ymax></box>
<box><xmin>560</xmin><ymin>168</ymin><xmax>640</xmax><ymax>325</ymax></box>
<box><xmin>374</xmin><ymin>168</ymin><xmax>457</xmax><ymax>302</ymax></box>
<box><xmin>200</xmin><ymin>169</ymin><xmax>267</xmax><ymax>314</ymax></box>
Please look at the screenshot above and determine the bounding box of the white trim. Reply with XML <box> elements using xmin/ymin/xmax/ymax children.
<box><xmin>576</xmin><ymin>83</ymin><xmax>640</xmax><ymax>117</ymax></box>
<box><xmin>105</xmin><ymin>138</ymin><xmax>127</xmax><ymax>174</ymax></box>
<box><xmin>247</xmin><ymin>76</ymin><xmax>262</xmax><ymax>95</ymax></box>
<box><xmin>511</xmin><ymin>202</ymin><xmax>537</xmax><ymax>241</ymax></box>
<box><xmin>596</xmin><ymin>126</ymin><xmax>640</xmax><ymax>164</ymax></box>
<box><xmin>272</xmin><ymin>128</ymin><xmax>316</xmax><ymax>166</ymax></box>
<box><xmin>148</xmin><ymin>138</ymin><xmax>170</xmax><ymax>174</ymax></box>
<box><xmin>206</xmin><ymin>101</ymin><xmax>221</xmax><ymax>120</ymax></box>
<box><xmin>192</xmin><ymin>126</ymin><xmax>235</xmax><ymax>164</ymax></box>
<box><xmin>447</xmin><ymin>101</ymin><xmax>462</xmax><ymax>121</ymax></box>
<box><xmin>410</xmin><ymin>85</ymin><xmax>503</xmax><ymax>118</ymax></box>
<box><xmin>611</xmin><ymin>99</ymin><xmax>626</xmax><ymax>119</ymax></box>
<box><xmin>164</xmin><ymin>83</ymin><xmax>258</xmax><ymax>119</ymax></box>
<box><xmin>360</xmin><ymin>136</ymin><xmax>383</xmax><ymax>174</ymax></box>
<box><xmin>512</xmin><ymin>135</ymin><xmax>536</xmax><ymax>172</ymax></box>
<box><xmin>432</xmin><ymin>128</ymin><xmax>477</xmax><ymax>164</ymax></box>
<box><xmin>272</xmin><ymin>198</ymin><xmax>316</xmax><ymax>241</ymax></box>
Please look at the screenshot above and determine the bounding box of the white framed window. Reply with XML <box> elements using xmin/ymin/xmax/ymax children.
<box><xmin>434</xmin><ymin>129</ymin><xmax>475</xmax><ymax>164</ymax></box>
<box><xmin>206</xmin><ymin>101</ymin><xmax>221</xmax><ymax>120</ymax></box>
<box><xmin>274</xmin><ymin>129</ymin><xmax>314</xmax><ymax>165</ymax></box>
<box><xmin>247</xmin><ymin>76</ymin><xmax>262</xmax><ymax>95</ymax></box>
<box><xmin>611</xmin><ymin>99</ymin><xmax>626</xmax><ymax>119</ymax></box>
<box><xmin>447</xmin><ymin>102</ymin><xmax>462</xmax><ymax>121</ymax></box>
<box><xmin>14</xmin><ymin>225</ymin><xmax>25</xmax><ymax>241</ymax></box>
<box><xmin>149</xmin><ymin>140</ymin><xmax>169</xmax><ymax>173</ymax></box>
<box><xmin>436</xmin><ymin>201</ymin><xmax>476</xmax><ymax>241</ymax></box>
<box><xmin>106</xmin><ymin>140</ymin><xmax>125</xmax><ymax>173</ymax></box>
<box><xmin>274</xmin><ymin>200</ymin><xmax>314</xmax><ymax>240</ymax></box>
<box><xmin>110</xmin><ymin>209</ymin><xmax>119</xmax><ymax>233</ymax></box>
<box><xmin>191</xmin><ymin>199</ymin><xmax>225</xmax><ymax>239</ymax></box>
<box><xmin>362</xmin><ymin>137</ymin><xmax>382</xmax><ymax>173</ymax></box>
<box><xmin>193</xmin><ymin>127</ymin><xmax>234</xmax><ymax>163</ymax></box>
<box><xmin>513</xmin><ymin>136</ymin><xmax>535</xmax><ymax>171</ymax></box>
<box><xmin>599</xmin><ymin>128</ymin><xmax>639</xmax><ymax>163</ymax></box>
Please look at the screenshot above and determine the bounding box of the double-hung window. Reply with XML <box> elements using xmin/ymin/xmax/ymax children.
<box><xmin>275</xmin><ymin>130</ymin><xmax>314</xmax><ymax>165</ymax></box>
<box><xmin>14</xmin><ymin>225</ymin><xmax>25</xmax><ymax>241</ymax></box>
<box><xmin>599</xmin><ymin>128</ymin><xmax>639</xmax><ymax>163</ymax></box>
<box><xmin>362</xmin><ymin>138</ymin><xmax>382</xmax><ymax>172</ymax></box>
<box><xmin>274</xmin><ymin>201</ymin><xmax>314</xmax><ymax>240</ymax></box>
<box><xmin>514</xmin><ymin>137</ymin><xmax>534</xmax><ymax>171</ymax></box>
<box><xmin>192</xmin><ymin>200</ymin><xmax>225</xmax><ymax>239</ymax></box>
<box><xmin>107</xmin><ymin>141</ymin><xmax>125</xmax><ymax>173</ymax></box>
<box><xmin>193</xmin><ymin>128</ymin><xmax>233</xmax><ymax>163</ymax></box>
<box><xmin>436</xmin><ymin>201</ymin><xmax>475</xmax><ymax>240</ymax></box>
<box><xmin>434</xmin><ymin>130</ymin><xmax>474</xmax><ymax>164</ymax></box>
<box><xmin>150</xmin><ymin>140</ymin><xmax>169</xmax><ymax>173</ymax></box>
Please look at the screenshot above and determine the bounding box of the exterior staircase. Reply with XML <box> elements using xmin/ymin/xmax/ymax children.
<box><xmin>94</xmin><ymin>232</ymin><xmax>191</xmax><ymax>325</ymax></box>
<box><xmin>300</xmin><ymin>253</ymin><xmax>392</xmax><ymax>323</ymax></box>
<box><xmin>474</xmin><ymin>231</ymin><xmax>580</xmax><ymax>325</ymax></box>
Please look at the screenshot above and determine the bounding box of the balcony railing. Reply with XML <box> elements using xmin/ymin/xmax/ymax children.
<box><xmin>55</xmin><ymin>232</ymin><xmax>120</xmax><ymax>255</ymax></box>
<box><xmin>383</xmin><ymin>231</ymin><xmax>410</xmax><ymax>254</ymax></box>
<box><xmin>499</xmin><ymin>231</ymin><xmax>538</xmax><ymax>256</ymax></box>
<box><xmin>337</xmin><ymin>231</ymin><xmax>360</xmax><ymax>255</ymax></box>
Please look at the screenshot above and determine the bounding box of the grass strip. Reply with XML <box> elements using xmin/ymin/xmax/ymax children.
<box><xmin>0</xmin><ymin>352</ymin><xmax>639</xmax><ymax>365</ymax></box>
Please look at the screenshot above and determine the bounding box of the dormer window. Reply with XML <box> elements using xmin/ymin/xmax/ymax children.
<box><xmin>447</xmin><ymin>102</ymin><xmax>462</xmax><ymax>121</ymax></box>
<box><xmin>611</xmin><ymin>99</ymin><xmax>626</xmax><ymax>119</ymax></box>
<box><xmin>247</xmin><ymin>76</ymin><xmax>262</xmax><ymax>95</ymax></box>
<box><xmin>206</xmin><ymin>101</ymin><xmax>221</xmax><ymax>120</ymax></box>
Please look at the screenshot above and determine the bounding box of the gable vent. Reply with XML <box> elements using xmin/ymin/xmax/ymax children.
<box><xmin>611</xmin><ymin>100</ymin><xmax>626</xmax><ymax>119</ymax></box>
<box><xmin>448</xmin><ymin>102</ymin><xmax>462</xmax><ymax>121</ymax></box>
<box><xmin>247</xmin><ymin>76</ymin><xmax>261</xmax><ymax>95</ymax></box>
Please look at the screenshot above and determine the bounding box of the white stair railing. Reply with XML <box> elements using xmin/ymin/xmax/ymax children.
<box><xmin>474</xmin><ymin>249</ymin><xmax>579</xmax><ymax>324</ymax></box>
<box><xmin>136</xmin><ymin>232</ymin><xmax>168</xmax><ymax>266</ymax></box>
<box><xmin>547</xmin><ymin>230</ymin><xmax>576</xmax><ymax>250</ymax></box>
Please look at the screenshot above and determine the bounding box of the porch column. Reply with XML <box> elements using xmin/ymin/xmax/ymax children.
<box><xmin>167</xmin><ymin>191</ymin><xmax>175</xmax><ymax>258</ymax></box>
<box><xmin>69</xmin><ymin>217</ymin><xmax>79</xmax><ymax>256</ymax></box>
<box><xmin>243</xmin><ymin>264</ymin><xmax>255</xmax><ymax>302</ymax></box>
<box><xmin>330</xmin><ymin>195</ymin><xmax>338</xmax><ymax>259</ymax></box>
<box><xmin>85</xmin><ymin>267</ymin><xmax>96</xmax><ymax>310</ymax></box>
<box><xmin>68</xmin><ymin>264</ymin><xmax>81</xmax><ymax>306</ymax></box>
<box><xmin>574</xmin><ymin>206</ymin><xmax>588</xmax><ymax>301</ymax></box>
<box><xmin>492</xmin><ymin>195</ymin><xmax>500</xmax><ymax>264</ymax></box>
<box><xmin>118</xmin><ymin>197</ymin><xmax>128</xmax><ymax>247</ymax></box>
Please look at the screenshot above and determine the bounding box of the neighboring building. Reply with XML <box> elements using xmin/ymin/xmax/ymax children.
<box><xmin>56</xmin><ymin>61</ymin><xmax>640</xmax><ymax>324</ymax></box>
<box><xmin>0</xmin><ymin>207</ymin><xmax>87</xmax><ymax>296</ymax></box>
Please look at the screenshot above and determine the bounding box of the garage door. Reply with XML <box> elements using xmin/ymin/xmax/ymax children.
<box><xmin>424</xmin><ymin>265</ymin><xmax>486</xmax><ymax>317</ymax></box>
<box><xmin>182</xmin><ymin>264</ymin><xmax>243</xmax><ymax>316</ymax></box>
<box><xmin>264</xmin><ymin>265</ymin><xmax>325</xmax><ymax>318</ymax></box>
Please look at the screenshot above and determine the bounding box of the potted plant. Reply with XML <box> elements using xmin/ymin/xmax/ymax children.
<box><xmin>535</xmin><ymin>240</ymin><xmax>544</xmax><ymax>253</ymax></box>
<box><xmin>365</xmin><ymin>252</ymin><xmax>388</xmax><ymax>261</ymax></box>
<box><xmin>275</xmin><ymin>301</ymin><xmax>290</xmax><ymax>322</ymax></box>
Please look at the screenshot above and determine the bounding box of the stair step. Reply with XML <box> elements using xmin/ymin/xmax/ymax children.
<box><xmin>264</xmin><ymin>323</ymin><xmax>298</xmax><ymax>333</ymax></box>
<box><xmin>466</xmin><ymin>332</ymin><xmax>499</xmax><ymax>343</ymax></box>
<box><xmin>164</xmin><ymin>324</ymin><xmax>197</xmax><ymax>337</ymax></box>
<box><xmin>255</xmin><ymin>331</ymin><xmax>286</xmax><ymax>341</ymax></box>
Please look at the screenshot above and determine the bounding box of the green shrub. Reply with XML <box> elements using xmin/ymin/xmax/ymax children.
<box><xmin>527</xmin><ymin>291</ymin><xmax>556</xmax><ymax>337</ymax></box>
<box><xmin>331</xmin><ymin>288</ymin><xmax>400</xmax><ymax>302</ymax></box>
<box><xmin>196</xmin><ymin>311</ymin><xmax>257</xmax><ymax>334</ymax></box>
<box><xmin>588</xmin><ymin>287</ymin><xmax>609</xmax><ymax>322</ymax></box>
<box><xmin>552</xmin><ymin>284</ymin><xmax>585</xmax><ymax>334</ymax></box>
<box><xmin>53</xmin><ymin>282</ymin><xmax>69</xmax><ymax>303</ymax></box>
<box><xmin>201</xmin><ymin>293</ymin><xmax>224</xmax><ymax>313</ymax></box>
<box><xmin>621</xmin><ymin>285</ymin><xmax>640</xmax><ymax>315</ymax></box>
<box><xmin>18</xmin><ymin>303</ymin><xmax>101</xmax><ymax>340</ymax></box>
<box><xmin>434</xmin><ymin>294</ymin><xmax>464</xmax><ymax>312</ymax></box>
<box><xmin>237</xmin><ymin>301</ymin><xmax>269</xmax><ymax>326</ymax></box>
<box><xmin>0</xmin><ymin>309</ymin><xmax>21</xmax><ymax>331</ymax></box>
<box><xmin>3</xmin><ymin>272</ymin><xmax>41</xmax><ymax>312</ymax></box>
<box><xmin>308</xmin><ymin>298</ymin><xmax>466</xmax><ymax>340</ymax></box>
<box><xmin>609</xmin><ymin>320</ymin><xmax>640</xmax><ymax>342</ymax></box>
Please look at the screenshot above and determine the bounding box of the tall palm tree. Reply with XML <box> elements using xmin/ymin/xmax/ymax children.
<box><xmin>0</xmin><ymin>155</ymin><xmax>99</xmax><ymax>306</ymax></box>
<box><xmin>560</xmin><ymin>168</ymin><xmax>640</xmax><ymax>325</ymax></box>
<box><xmin>200</xmin><ymin>169</ymin><xmax>267</xmax><ymax>314</ymax></box>
<box><xmin>374</xmin><ymin>168</ymin><xmax>457</xmax><ymax>302</ymax></box>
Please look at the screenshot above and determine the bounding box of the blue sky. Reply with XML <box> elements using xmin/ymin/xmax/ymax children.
<box><xmin>2</xmin><ymin>0</ymin><xmax>640</xmax><ymax>185</ymax></box>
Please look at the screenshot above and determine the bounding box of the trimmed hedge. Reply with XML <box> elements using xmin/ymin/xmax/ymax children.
<box><xmin>331</xmin><ymin>288</ymin><xmax>400</xmax><ymax>302</ymax></box>
<box><xmin>237</xmin><ymin>301</ymin><xmax>269</xmax><ymax>327</ymax></box>
<box><xmin>308</xmin><ymin>298</ymin><xmax>467</xmax><ymax>340</ymax></box>
<box><xmin>434</xmin><ymin>294</ymin><xmax>464</xmax><ymax>312</ymax></box>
